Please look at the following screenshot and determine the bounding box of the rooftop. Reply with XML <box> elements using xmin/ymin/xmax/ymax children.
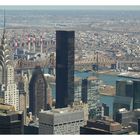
<box><xmin>0</xmin><ymin>103</ymin><xmax>15</xmax><ymax>111</ymax></box>
<box><xmin>0</xmin><ymin>110</ymin><xmax>23</xmax><ymax>116</ymax></box>
<box><xmin>40</xmin><ymin>107</ymin><xmax>83</xmax><ymax>115</ymax></box>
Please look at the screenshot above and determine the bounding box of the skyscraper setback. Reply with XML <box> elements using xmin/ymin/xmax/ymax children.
<box><xmin>55</xmin><ymin>31</ymin><xmax>75</xmax><ymax>108</ymax></box>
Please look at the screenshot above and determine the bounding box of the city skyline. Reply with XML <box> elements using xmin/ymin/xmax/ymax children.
<box><xmin>0</xmin><ymin>5</ymin><xmax>140</xmax><ymax>135</ymax></box>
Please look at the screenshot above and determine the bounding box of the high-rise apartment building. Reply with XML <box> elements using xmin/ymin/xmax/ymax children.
<box><xmin>29</xmin><ymin>66</ymin><xmax>47</xmax><ymax>116</ymax></box>
<box><xmin>55</xmin><ymin>31</ymin><xmax>75</xmax><ymax>108</ymax></box>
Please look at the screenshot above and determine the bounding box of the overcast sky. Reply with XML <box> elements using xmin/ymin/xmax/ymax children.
<box><xmin>0</xmin><ymin>6</ymin><xmax>140</xmax><ymax>11</ymax></box>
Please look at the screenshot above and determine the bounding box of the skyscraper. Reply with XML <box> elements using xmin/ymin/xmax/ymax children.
<box><xmin>81</xmin><ymin>77</ymin><xmax>101</xmax><ymax>119</ymax></box>
<box><xmin>81</xmin><ymin>79</ymin><xmax>88</xmax><ymax>103</ymax></box>
<box><xmin>74</xmin><ymin>77</ymin><xmax>82</xmax><ymax>102</ymax></box>
<box><xmin>22</xmin><ymin>73</ymin><xmax>29</xmax><ymax>109</ymax></box>
<box><xmin>0</xmin><ymin>16</ymin><xmax>19</xmax><ymax>111</ymax></box>
<box><xmin>4</xmin><ymin>65</ymin><xmax>19</xmax><ymax>111</ymax></box>
<box><xmin>116</xmin><ymin>80</ymin><xmax>133</xmax><ymax>97</ymax></box>
<box><xmin>29</xmin><ymin>66</ymin><xmax>47</xmax><ymax>117</ymax></box>
<box><xmin>18</xmin><ymin>76</ymin><xmax>27</xmax><ymax>124</ymax></box>
<box><xmin>55</xmin><ymin>31</ymin><xmax>75</xmax><ymax>108</ymax></box>
<box><xmin>133</xmin><ymin>80</ymin><xmax>140</xmax><ymax>109</ymax></box>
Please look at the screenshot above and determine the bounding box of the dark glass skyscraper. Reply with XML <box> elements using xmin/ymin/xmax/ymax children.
<box><xmin>29</xmin><ymin>66</ymin><xmax>47</xmax><ymax>116</ymax></box>
<box><xmin>81</xmin><ymin>79</ymin><xmax>88</xmax><ymax>104</ymax></box>
<box><xmin>133</xmin><ymin>80</ymin><xmax>140</xmax><ymax>109</ymax></box>
<box><xmin>55</xmin><ymin>31</ymin><xmax>75</xmax><ymax>108</ymax></box>
<box><xmin>0</xmin><ymin>111</ymin><xmax>24</xmax><ymax>134</ymax></box>
<box><xmin>116</xmin><ymin>80</ymin><xmax>133</xmax><ymax>97</ymax></box>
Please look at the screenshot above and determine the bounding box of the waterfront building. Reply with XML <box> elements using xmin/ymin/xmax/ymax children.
<box><xmin>116</xmin><ymin>80</ymin><xmax>133</xmax><ymax>97</ymax></box>
<box><xmin>113</xmin><ymin>96</ymin><xmax>133</xmax><ymax>120</ymax></box>
<box><xmin>115</xmin><ymin>108</ymin><xmax>134</xmax><ymax>127</ymax></box>
<box><xmin>0</xmin><ymin>108</ymin><xmax>24</xmax><ymax>134</ymax></box>
<box><xmin>133</xmin><ymin>80</ymin><xmax>140</xmax><ymax>109</ymax></box>
<box><xmin>39</xmin><ymin>107</ymin><xmax>84</xmax><ymax>134</ymax></box>
<box><xmin>29</xmin><ymin>66</ymin><xmax>47</xmax><ymax>117</ymax></box>
<box><xmin>125</xmin><ymin>80</ymin><xmax>133</xmax><ymax>97</ymax></box>
<box><xmin>81</xmin><ymin>77</ymin><xmax>101</xmax><ymax>119</ymax></box>
<box><xmin>102</xmin><ymin>103</ymin><xmax>109</xmax><ymax>116</ymax></box>
<box><xmin>115</xmin><ymin>108</ymin><xmax>140</xmax><ymax>132</ymax></box>
<box><xmin>55</xmin><ymin>31</ymin><xmax>75</xmax><ymax>108</ymax></box>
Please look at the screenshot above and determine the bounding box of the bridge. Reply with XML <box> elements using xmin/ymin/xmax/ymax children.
<box><xmin>14</xmin><ymin>59</ymin><xmax>47</xmax><ymax>70</ymax></box>
<box><xmin>14</xmin><ymin>56</ymin><xmax>116</xmax><ymax>71</ymax></box>
<box><xmin>116</xmin><ymin>60</ymin><xmax>140</xmax><ymax>70</ymax></box>
<box><xmin>75</xmin><ymin>56</ymin><xmax>116</xmax><ymax>71</ymax></box>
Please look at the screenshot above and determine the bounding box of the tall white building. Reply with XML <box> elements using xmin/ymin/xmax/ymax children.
<box><xmin>0</xmin><ymin>28</ymin><xmax>19</xmax><ymax>111</ymax></box>
<box><xmin>4</xmin><ymin>65</ymin><xmax>19</xmax><ymax>111</ymax></box>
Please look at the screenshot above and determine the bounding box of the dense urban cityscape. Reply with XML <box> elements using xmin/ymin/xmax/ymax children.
<box><xmin>0</xmin><ymin>6</ymin><xmax>140</xmax><ymax>134</ymax></box>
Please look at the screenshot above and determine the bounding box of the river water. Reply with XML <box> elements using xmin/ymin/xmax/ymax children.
<box><xmin>75</xmin><ymin>71</ymin><xmax>134</xmax><ymax>116</ymax></box>
<box><xmin>46</xmin><ymin>69</ymin><xmax>133</xmax><ymax>116</ymax></box>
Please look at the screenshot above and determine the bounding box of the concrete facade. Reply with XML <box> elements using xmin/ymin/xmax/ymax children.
<box><xmin>39</xmin><ymin>107</ymin><xmax>84</xmax><ymax>134</ymax></box>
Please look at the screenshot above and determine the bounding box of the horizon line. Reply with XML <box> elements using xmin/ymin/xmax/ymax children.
<box><xmin>0</xmin><ymin>5</ymin><xmax>140</xmax><ymax>11</ymax></box>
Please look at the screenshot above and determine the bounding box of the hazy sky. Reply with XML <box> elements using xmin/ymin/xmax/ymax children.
<box><xmin>0</xmin><ymin>6</ymin><xmax>140</xmax><ymax>11</ymax></box>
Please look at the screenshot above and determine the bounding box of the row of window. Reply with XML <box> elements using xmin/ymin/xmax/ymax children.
<box><xmin>40</xmin><ymin>120</ymin><xmax>83</xmax><ymax>127</ymax></box>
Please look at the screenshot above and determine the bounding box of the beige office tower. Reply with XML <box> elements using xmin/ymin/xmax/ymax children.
<box><xmin>72</xmin><ymin>101</ymin><xmax>89</xmax><ymax>125</ymax></box>
<box><xmin>4</xmin><ymin>65</ymin><xmax>19</xmax><ymax>111</ymax></box>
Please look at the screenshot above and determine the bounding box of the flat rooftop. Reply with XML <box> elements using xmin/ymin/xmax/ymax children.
<box><xmin>0</xmin><ymin>111</ymin><xmax>23</xmax><ymax>116</ymax></box>
<box><xmin>40</xmin><ymin>107</ymin><xmax>83</xmax><ymax>115</ymax></box>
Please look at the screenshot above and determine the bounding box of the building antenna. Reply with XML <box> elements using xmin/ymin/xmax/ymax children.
<box><xmin>1</xmin><ymin>9</ymin><xmax>6</xmax><ymax>45</ymax></box>
<box><xmin>4</xmin><ymin>9</ymin><xmax>5</xmax><ymax>32</ymax></box>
